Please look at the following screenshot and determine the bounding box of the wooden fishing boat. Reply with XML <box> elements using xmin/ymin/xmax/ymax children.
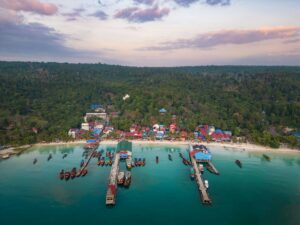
<box><xmin>65</xmin><ymin>172</ymin><xmax>71</xmax><ymax>180</ymax></box>
<box><xmin>183</xmin><ymin>159</ymin><xmax>188</xmax><ymax>165</ymax></box>
<box><xmin>117</xmin><ymin>171</ymin><xmax>125</xmax><ymax>185</ymax></box>
<box><xmin>81</xmin><ymin>169</ymin><xmax>88</xmax><ymax>176</ymax></box>
<box><xmin>156</xmin><ymin>156</ymin><xmax>159</xmax><ymax>164</ymax></box>
<box><xmin>33</xmin><ymin>158</ymin><xmax>37</xmax><ymax>164</ymax></box>
<box><xmin>47</xmin><ymin>154</ymin><xmax>52</xmax><ymax>161</ymax></box>
<box><xmin>206</xmin><ymin>163</ymin><xmax>215</xmax><ymax>173</ymax></box>
<box><xmin>123</xmin><ymin>171</ymin><xmax>132</xmax><ymax>187</ymax></box>
<box><xmin>179</xmin><ymin>153</ymin><xmax>183</xmax><ymax>158</ymax></box>
<box><xmin>235</xmin><ymin>160</ymin><xmax>242</xmax><ymax>168</ymax></box>
<box><xmin>71</xmin><ymin>168</ymin><xmax>77</xmax><ymax>179</ymax></box>
<box><xmin>190</xmin><ymin>168</ymin><xmax>195</xmax><ymax>179</ymax></box>
<box><xmin>100</xmin><ymin>157</ymin><xmax>105</xmax><ymax>166</ymax></box>
<box><xmin>168</xmin><ymin>154</ymin><xmax>172</xmax><ymax>161</ymax></box>
<box><xmin>80</xmin><ymin>159</ymin><xmax>85</xmax><ymax>167</ymax></box>
<box><xmin>263</xmin><ymin>154</ymin><xmax>271</xmax><ymax>161</ymax></box>
<box><xmin>59</xmin><ymin>170</ymin><xmax>65</xmax><ymax>180</ymax></box>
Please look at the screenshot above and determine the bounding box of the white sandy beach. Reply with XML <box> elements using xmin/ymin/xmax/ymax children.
<box><xmin>30</xmin><ymin>139</ymin><xmax>299</xmax><ymax>153</ymax></box>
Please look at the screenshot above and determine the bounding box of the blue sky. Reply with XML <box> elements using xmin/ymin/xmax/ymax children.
<box><xmin>0</xmin><ymin>0</ymin><xmax>299</xmax><ymax>66</ymax></box>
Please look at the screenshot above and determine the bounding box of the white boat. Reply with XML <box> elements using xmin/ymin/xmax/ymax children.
<box><xmin>205</xmin><ymin>180</ymin><xmax>209</xmax><ymax>189</ymax></box>
<box><xmin>1</xmin><ymin>154</ymin><xmax>10</xmax><ymax>159</ymax></box>
<box><xmin>199</xmin><ymin>164</ymin><xmax>204</xmax><ymax>172</ymax></box>
<box><xmin>126</xmin><ymin>157</ymin><xmax>132</xmax><ymax>169</ymax></box>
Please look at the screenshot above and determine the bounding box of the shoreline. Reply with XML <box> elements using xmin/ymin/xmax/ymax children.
<box><xmin>2</xmin><ymin>140</ymin><xmax>298</xmax><ymax>157</ymax></box>
<box><xmin>29</xmin><ymin>139</ymin><xmax>300</xmax><ymax>153</ymax></box>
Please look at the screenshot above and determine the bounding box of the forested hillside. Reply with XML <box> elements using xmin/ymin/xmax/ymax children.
<box><xmin>0</xmin><ymin>62</ymin><xmax>299</xmax><ymax>148</ymax></box>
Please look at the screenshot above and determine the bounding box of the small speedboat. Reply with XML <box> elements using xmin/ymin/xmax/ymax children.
<box><xmin>199</xmin><ymin>164</ymin><xmax>204</xmax><ymax>173</ymax></box>
<box><xmin>235</xmin><ymin>160</ymin><xmax>242</xmax><ymax>168</ymax></box>
<box><xmin>205</xmin><ymin>180</ymin><xmax>209</xmax><ymax>189</ymax></box>
<box><xmin>33</xmin><ymin>158</ymin><xmax>37</xmax><ymax>164</ymax></box>
<box><xmin>1</xmin><ymin>154</ymin><xmax>10</xmax><ymax>159</ymax></box>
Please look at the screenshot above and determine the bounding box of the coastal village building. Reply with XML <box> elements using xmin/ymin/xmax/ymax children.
<box><xmin>84</xmin><ymin>113</ymin><xmax>107</xmax><ymax>122</ymax></box>
<box><xmin>81</xmin><ymin>123</ymin><xmax>89</xmax><ymax>131</ymax></box>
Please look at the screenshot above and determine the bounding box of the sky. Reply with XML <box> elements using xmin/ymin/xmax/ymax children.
<box><xmin>0</xmin><ymin>0</ymin><xmax>300</xmax><ymax>66</ymax></box>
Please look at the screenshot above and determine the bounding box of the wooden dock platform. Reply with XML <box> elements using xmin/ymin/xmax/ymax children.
<box><xmin>106</xmin><ymin>153</ymin><xmax>120</xmax><ymax>205</ymax></box>
<box><xmin>207</xmin><ymin>161</ymin><xmax>219</xmax><ymax>175</ymax></box>
<box><xmin>189</xmin><ymin>145</ymin><xmax>212</xmax><ymax>205</ymax></box>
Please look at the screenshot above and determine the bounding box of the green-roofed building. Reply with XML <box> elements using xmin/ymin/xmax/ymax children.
<box><xmin>117</xmin><ymin>140</ymin><xmax>132</xmax><ymax>152</ymax></box>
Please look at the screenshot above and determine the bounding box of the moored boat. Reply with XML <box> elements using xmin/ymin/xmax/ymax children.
<box><xmin>190</xmin><ymin>168</ymin><xmax>195</xmax><ymax>179</ymax></box>
<box><xmin>65</xmin><ymin>172</ymin><xmax>71</xmax><ymax>180</ymax></box>
<box><xmin>205</xmin><ymin>180</ymin><xmax>209</xmax><ymax>189</ymax></box>
<box><xmin>199</xmin><ymin>164</ymin><xmax>204</xmax><ymax>173</ymax></box>
<box><xmin>71</xmin><ymin>167</ymin><xmax>77</xmax><ymax>179</ymax></box>
<box><xmin>168</xmin><ymin>154</ymin><xmax>172</xmax><ymax>161</ymax></box>
<box><xmin>81</xmin><ymin>169</ymin><xmax>88</xmax><ymax>176</ymax></box>
<box><xmin>126</xmin><ymin>157</ymin><xmax>132</xmax><ymax>169</ymax></box>
<box><xmin>47</xmin><ymin>154</ymin><xmax>52</xmax><ymax>161</ymax></box>
<box><xmin>59</xmin><ymin>170</ymin><xmax>64</xmax><ymax>180</ymax></box>
<box><xmin>117</xmin><ymin>171</ymin><xmax>125</xmax><ymax>185</ymax></box>
<box><xmin>124</xmin><ymin>171</ymin><xmax>132</xmax><ymax>187</ymax></box>
<box><xmin>62</xmin><ymin>153</ymin><xmax>68</xmax><ymax>159</ymax></box>
<box><xmin>80</xmin><ymin>159</ymin><xmax>85</xmax><ymax>167</ymax></box>
<box><xmin>263</xmin><ymin>154</ymin><xmax>271</xmax><ymax>161</ymax></box>
<box><xmin>33</xmin><ymin>158</ymin><xmax>37</xmax><ymax>164</ymax></box>
<box><xmin>235</xmin><ymin>160</ymin><xmax>242</xmax><ymax>168</ymax></box>
<box><xmin>156</xmin><ymin>156</ymin><xmax>159</xmax><ymax>164</ymax></box>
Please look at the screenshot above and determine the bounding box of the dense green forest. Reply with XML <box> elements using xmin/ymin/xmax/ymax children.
<box><xmin>0</xmin><ymin>61</ymin><xmax>299</xmax><ymax>148</ymax></box>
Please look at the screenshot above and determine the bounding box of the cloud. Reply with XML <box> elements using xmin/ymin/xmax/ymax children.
<box><xmin>0</xmin><ymin>20</ymin><xmax>98</xmax><ymax>61</ymax></box>
<box><xmin>206</xmin><ymin>0</ymin><xmax>230</xmax><ymax>6</ymax></box>
<box><xmin>174</xmin><ymin>0</ymin><xmax>199</xmax><ymax>7</ymax></box>
<box><xmin>114</xmin><ymin>6</ymin><xmax>170</xmax><ymax>23</ymax></box>
<box><xmin>142</xmin><ymin>27</ymin><xmax>300</xmax><ymax>51</ymax></box>
<box><xmin>133</xmin><ymin>0</ymin><xmax>155</xmax><ymax>6</ymax></box>
<box><xmin>89</xmin><ymin>10</ymin><xmax>108</xmax><ymax>20</ymax></box>
<box><xmin>62</xmin><ymin>7</ymin><xmax>85</xmax><ymax>21</ymax></box>
<box><xmin>0</xmin><ymin>0</ymin><xmax>58</xmax><ymax>15</ymax></box>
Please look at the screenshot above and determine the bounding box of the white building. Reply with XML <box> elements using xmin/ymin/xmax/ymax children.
<box><xmin>81</xmin><ymin>123</ymin><xmax>90</xmax><ymax>131</ymax></box>
<box><xmin>84</xmin><ymin>113</ymin><xmax>107</xmax><ymax>122</ymax></box>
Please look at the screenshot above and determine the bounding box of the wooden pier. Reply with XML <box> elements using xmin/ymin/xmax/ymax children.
<box><xmin>189</xmin><ymin>145</ymin><xmax>212</xmax><ymax>205</ymax></box>
<box><xmin>106</xmin><ymin>153</ymin><xmax>120</xmax><ymax>205</ymax></box>
<box><xmin>207</xmin><ymin>161</ymin><xmax>219</xmax><ymax>175</ymax></box>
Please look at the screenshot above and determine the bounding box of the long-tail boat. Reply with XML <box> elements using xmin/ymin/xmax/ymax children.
<box><xmin>235</xmin><ymin>160</ymin><xmax>242</xmax><ymax>168</ymax></box>
<box><xmin>59</xmin><ymin>170</ymin><xmax>64</xmax><ymax>180</ymax></box>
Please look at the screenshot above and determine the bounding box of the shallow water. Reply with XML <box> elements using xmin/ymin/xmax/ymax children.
<box><xmin>0</xmin><ymin>144</ymin><xmax>299</xmax><ymax>225</ymax></box>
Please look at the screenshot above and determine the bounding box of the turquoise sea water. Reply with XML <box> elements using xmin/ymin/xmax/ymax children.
<box><xmin>0</xmin><ymin>144</ymin><xmax>300</xmax><ymax>225</ymax></box>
